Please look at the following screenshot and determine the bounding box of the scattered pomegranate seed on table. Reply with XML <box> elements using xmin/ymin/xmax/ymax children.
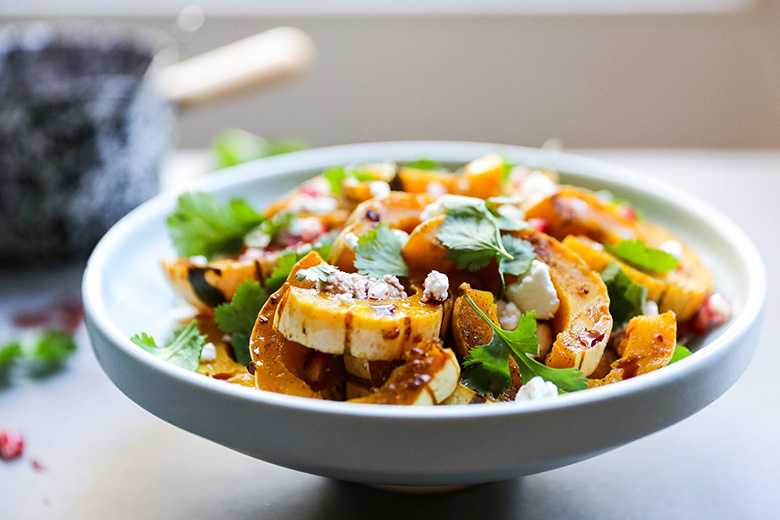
<box><xmin>0</xmin><ymin>429</ymin><xmax>25</xmax><ymax>461</ymax></box>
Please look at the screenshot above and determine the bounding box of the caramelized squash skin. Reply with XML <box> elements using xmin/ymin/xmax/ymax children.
<box><xmin>249</xmin><ymin>252</ymin><xmax>346</xmax><ymax>400</ymax></box>
<box><xmin>517</xmin><ymin>229</ymin><xmax>613</xmax><ymax>377</ymax></box>
<box><xmin>589</xmin><ymin>311</ymin><xmax>677</xmax><ymax>387</ymax></box>
<box><xmin>161</xmin><ymin>258</ymin><xmax>262</xmax><ymax>309</ymax></box>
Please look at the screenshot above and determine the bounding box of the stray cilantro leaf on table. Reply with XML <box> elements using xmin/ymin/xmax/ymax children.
<box><xmin>353</xmin><ymin>223</ymin><xmax>410</xmax><ymax>278</ymax></box>
<box><xmin>605</xmin><ymin>239</ymin><xmax>679</xmax><ymax>273</ymax></box>
<box><xmin>0</xmin><ymin>330</ymin><xmax>77</xmax><ymax>374</ymax></box>
<box><xmin>167</xmin><ymin>192</ymin><xmax>265</xmax><ymax>259</ymax></box>
<box><xmin>131</xmin><ymin>321</ymin><xmax>205</xmax><ymax>371</ymax></box>
<box><xmin>214</xmin><ymin>281</ymin><xmax>269</xmax><ymax>365</ymax></box>
<box><xmin>601</xmin><ymin>261</ymin><xmax>648</xmax><ymax>326</ymax></box>
<box><xmin>0</xmin><ymin>341</ymin><xmax>23</xmax><ymax>370</ymax></box>
<box><xmin>462</xmin><ymin>295</ymin><xmax>587</xmax><ymax>396</ymax></box>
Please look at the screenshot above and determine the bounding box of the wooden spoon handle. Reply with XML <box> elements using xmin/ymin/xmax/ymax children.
<box><xmin>157</xmin><ymin>26</ymin><xmax>315</xmax><ymax>107</ymax></box>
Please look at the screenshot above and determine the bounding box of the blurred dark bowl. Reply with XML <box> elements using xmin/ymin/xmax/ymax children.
<box><xmin>0</xmin><ymin>22</ymin><xmax>175</xmax><ymax>266</ymax></box>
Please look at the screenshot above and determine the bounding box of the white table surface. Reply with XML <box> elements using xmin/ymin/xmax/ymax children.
<box><xmin>2</xmin><ymin>149</ymin><xmax>777</xmax><ymax>519</ymax></box>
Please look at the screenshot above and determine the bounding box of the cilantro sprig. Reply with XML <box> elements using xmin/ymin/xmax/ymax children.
<box><xmin>0</xmin><ymin>329</ymin><xmax>77</xmax><ymax>373</ymax></box>
<box><xmin>668</xmin><ymin>345</ymin><xmax>692</xmax><ymax>364</ymax></box>
<box><xmin>353</xmin><ymin>223</ymin><xmax>410</xmax><ymax>278</ymax></box>
<box><xmin>131</xmin><ymin>321</ymin><xmax>205</xmax><ymax>371</ymax></box>
<box><xmin>436</xmin><ymin>197</ymin><xmax>534</xmax><ymax>295</ymax></box>
<box><xmin>214</xmin><ymin>281</ymin><xmax>269</xmax><ymax>365</ymax></box>
<box><xmin>323</xmin><ymin>166</ymin><xmax>381</xmax><ymax>195</ymax></box>
<box><xmin>605</xmin><ymin>239</ymin><xmax>679</xmax><ymax>273</ymax></box>
<box><xmin>167</xmin><ymin>192</ymin><xmax>265</xmax><ymax>260</ymax></box>
<box><xmin>462</xmin><ymin>295</ymin><xmax>587</xmax><ymax>396</ymax></box>
<box><xmin>600</xmin><ymin>261</ymin><xmax>647</xmax><ymax>326</ymax></box>
<box><xmin>295</xmin><ymin>264</ymin><xmax>339</xmax><ymax>283</ymax></box>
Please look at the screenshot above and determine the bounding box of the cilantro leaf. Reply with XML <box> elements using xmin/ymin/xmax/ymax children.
<box><xmin>462</xmin><ymin>335</ymin><xmax>512</xmax><ymax>396</ymax></box>
<box><xmin>405</xmin><ymin>158</ymin><xmax>442</xmax><ymax>171</ymax></box>
<box><xmin>25</xmin><ymin>330</ymin><xmax>77</xmax><ymax>367</ymax></box>
<box><xmin>668</xmin><ymin>345</ymin><xmax>692</xmax><ymax>364</ymax></box>
<box><xmin>486</xmin><ymin>197</ymin><xmax>527</xmax><ymax>231</ymax></box>
<box><xmin>601</xmin><ymin>261</ymin><xmax>648</xmax><ymax>326</ymax></box>
<box><xmin>295</xmin><ymin>264</ymin><xmax>338</xmax><ymax>283</ymax></box>
<box><xmin>213</xmin><ymin>128</ymin><xmax>307</xmax><ymax>169</ymax></box>
<box><xmin>438</xmin><ymin>216</ymin><xmax>507</xmax><ymax>271</ymax></box>
<box><xmin>323</xmin><ymin>166</ymin><xmax>380</xmax><ymax>195</ymax></box>
<box><xmin>605</xmin><ymin>239</ymin><xmax>679</xmax><ymax>273</ymax></box>
<box><xmin>0</xmin><ymin>341</ymin><xmax>22</xmax><ymax>370</ymax></box>
<box><xmin>264</xmin><ymin>232</ymin><xmax>337</xmax><ymax>293</ymax></box>
<box><xmin>463</xmin><ymin>296</ymin><xmax>588</xmax><ymax>395</ymax></box>
<box><xmin>497</xmin><ymin>236</ymin><xmax>536</xmax><ymax>298</ymax></box>
<box><xmin>167</xmin><ymin>192</ymin><xmax>265</xmax><ymax>259</ymax></box>
<box><xmin>214</xmin><ymin>280</ymin><xmax>269</xmax><ymax>365</ymax></box>
<box><xmin>353</xmin><ymin>224</ymin><xmax>410</xmax><ymax>278</ymax></box>
<box><xmin>131</xmin><ymin>321</ymin><xmax>205</xmax><ymax>371</ymax></box>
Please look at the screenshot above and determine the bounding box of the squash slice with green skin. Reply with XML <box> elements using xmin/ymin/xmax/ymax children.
<box><xmin>516</xmin><ymin>229</ymin><xmax>613</xmax><ymax>377</ymax></box>
<box><xmin>249</xmin><ymin>251</ymin><xmax>345</xmax><ymax>400</ymax></box>
<box><xmin>589</xmin><ymin>311</ymin><xmax>677</xmax><ymax>387</ymax></box>
<box><xmin>161</xmin><ymin>257</ymin><xmax>264</xmax><ymax>310</ymax></box>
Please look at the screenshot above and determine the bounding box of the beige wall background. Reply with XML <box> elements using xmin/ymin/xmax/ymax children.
<box><xmin>6</xmin><ymin>2</ymin><xmax>780</xmax><ymax>148</ymax></box>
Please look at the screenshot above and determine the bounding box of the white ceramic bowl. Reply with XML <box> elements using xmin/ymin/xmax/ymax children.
<box><xmin>83</xmin><ymin>141</ymin><xmax>765</xmax><ymax>487</ymax></box>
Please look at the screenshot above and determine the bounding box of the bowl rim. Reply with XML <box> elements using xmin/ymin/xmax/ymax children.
<box><xmin>82</xmin><ymin>140</ymin><xmax>767</xmax><ymax>421</ymax></box>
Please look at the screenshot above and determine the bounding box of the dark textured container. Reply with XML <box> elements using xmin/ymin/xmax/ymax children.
<box><xmin>0</xmin><ymin>23</ymin><xmax>174</xmax><ymax>265</ymax></box>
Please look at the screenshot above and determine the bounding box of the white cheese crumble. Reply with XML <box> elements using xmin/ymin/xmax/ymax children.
<box><xmin>392</xmin><ymin>229</ymin><xmax>410</xmax><ymax>248</ymax></box>
<box><xmin>505</xmin><ymin>259</ymin><xmax>560</xmax><ymax>319</ymax></box>
<box><xmin>515</xmin><ymin>376</ymin><xmax>559</xmax><ymax>402</ymax></box>
<box><xmin>344</xmin><ymin>231</ymin><xmax>360</xmax><ymax>250</ymax></box>
<box><xmin>421</xmin><ymin>270</ymin><xmax>449</xmax><ymax>303</ymax></box>
<box><xmin>200</xmin><ymin>342</ymin><xmax>217</xmax><ymax>362</ymax></box>
<box><xmin>659</xmin><ymin>240</ymin><xmax>684</xmax><ymax>261</ymax></box>
<box><xmin>189</xmin><ymin>255</ymin><xmax>208</xmax><ymax>266</ymax></box>
<box><xmin>644</xmin><ymin>300</ymin><xmax>659</xmax><ymax>317</ymax></box>
<box><xmin>496</xmin><ymin>204</ymin><xmax>526</xmax><ymax>223</ymax></box>
<box><xmin>369</xmin><ymin>181</ymin><xmax>391</xmax><ymax>197</ymax></box>
<box><xmin>333</xmin><ymin>292</ymin><xmax>356</xmax><ymax>304</ymax></box>
<box><xmin>287</xmin><ymin>193</ymin><xmax>339</xmax><ymax>214</ymax></box>
<box><xmin>323</xmin><ymin>271</ymin><xmax>407</xmax><ymax>300</ymax></box>
<box><xmin>496</xmin><ymin>300</ymin><xmax>522</xmax><ymax>330</ymax></box>
<box><xmin>426</xmin><ymin>181</ymin><xmax>448</xmax><ymax>196</ymax></box>
<box><xmin>289</xmin><ymin>217</ymin><xmax>326</xmax><ymax>242</ymax></box>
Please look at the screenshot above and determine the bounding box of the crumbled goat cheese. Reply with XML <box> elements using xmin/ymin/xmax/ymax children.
<box><xmin>422</xmin><ymin>270</ymin><xmax>449</xmax><ymax>303</ymax></box>
<box><xmin>496</xmin><ymin>204</ymin><xmax>526</xmax><ymax>223</ymax></box>
<box><xmin>189</xmin><ymin>255</ymin><xmax>208</xmax><ymax>266</ymax></box>
<box><xmin>392</xmin><ymin>229</ymin><xmax>410</xmax><ymax>248</ymax></box>
<box><xmin>344</xmin><ymin>232</ymin><xmax>360</xmax><ymax>250</ymax></box>
<box><xmin>497</xmin><ymin>300</ymin><xmax>522</xmax><ymax>330</ymax></box>
<box><xmin>659</xmin><ymin>240</ymin><xmax>684</xmax><ymax>261</ymax></box>
<box><xmin>333</xmin><ymin>292</ymin><xmax>356</xmax><ymax>304</ymax></box>
<box><xmin>289</xmin><ymin>217</ymin><xmax>326</xmax><ymax>242</ymax></box>
<box><xmin>426</xmin><ymin>181</ymin><xmax>448</xmax><ymax>196</ymax></box>
<box><xmin>369</xmin><ymin>181</ymin><xmax>391</xmax><ymax>197</ymax></box>
<box><xmin>200</xmin><ymin>342</ymin><xmax>217</xmax><ymax>362</ymax></box>
<box><xmin>644</xmin><ymin>300</ymin><xmax>659</xmax><ymax>317</ymax></box>
<box><xmin>514</xmin><ymin>170</ymin><xmax>557</xmax><ymax>206</ymax></box>
<box><xmin>505</xmin><ymin>259</ymin><xmax>560</xmax><ymax>319</ymax></box>
<box><xmin>287</xmin><ymin>193</ymin><xmax>339</xmax><ymax>214</ymax></box>
<box><xmin>323</xmin><ymin>271</ymin><xmax>407</xmax><ymax>300</ymax></box>
<box><xmin>515</xmin><ymin>376</ymin><xmax>559</xmax><ymax>402</ymax></box>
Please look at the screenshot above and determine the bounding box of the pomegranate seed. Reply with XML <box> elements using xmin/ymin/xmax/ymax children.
<box><xmin>31</xmin><ymin>460</ymin><xmax>47</xmax><ymax>472</ymax></box>
<box><xmin>301</xmin><ymin>186</ymin><xmax>320</xmax><ymax>197</ymax></box>
<box><xmin>690</xmin><ymin>293</ymin><xmax>733</xmax><ymax>336</ymax></box>
<box><xmin>616</xmin><ymin>204</ymin><xmax>637</xmax><ymax>221</ymax></box>
<box><xmin>0</xmin><ymin>430</ymin><xmax>24</xmax><ymax>461</ymax></box>
<box><xmin>527</xmin><ymin>218</ymin><xmax>549</xmax><ymax>234</ymax></box>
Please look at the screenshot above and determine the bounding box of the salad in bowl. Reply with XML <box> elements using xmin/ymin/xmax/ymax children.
<box><xmin>133</xmin><ymin>152</ymin><xmax>730</xmax><ymax>405</ymax></box>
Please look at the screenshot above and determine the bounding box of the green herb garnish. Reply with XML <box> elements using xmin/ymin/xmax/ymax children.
<box><xmin>131</xmin><ymin>321</ymin><xmax>205</xmax><ymax>371</ymax></box>
<box><xmin>323</xmin><ymin>166</ymin><xmax>380</xmax><ymax>195</ymax></box>
<box><xmin>167</xmin><ymin>192</ymin><xmax>265</xmax><ymax>259</ymax></box>
<box><xmin>405</xmin><ymin>158</ymin><xmax>442</xmax><ymax>171</ymax></box>
<box><xmin>462</xmin><ymin>296</ymin><xmax>588</xmax><ymax>396</ymax></box>
<box><xmin>0</xmin><ymin>330</ymin><xmax>76</xmax><ymax>372</ymax></box>
<box><xmin>353</xmin><ymin>224</ymin><xmax>410</xmax><ymax>278</ymax></box>
<box><xmin>668</xmin><ymin>345</ymin><xmax>692</xmax><ymax>364</ymax></box>
<box><xmin>213</xmin><ymin>128</ymin><xmax>306</xmax><ymax>169</ymax></box>
<box><xmin>295</xmin><ymin>264</ymin><xmax>339</xmax><ymax>283</ymax></box>
<box><xmin>600</xmin><ymin>261</ymin><xmax>648</xmax><ymax>326</ymax></box>
<box><xmin>214</xmin><ymin>281</ymin><xmax>269</xmax><ymax>365</ymax></box>
<box><xmin>264</xmin><ymin>233</ymin><xmax>336</xmax><ymax>293</ymax></box>
<box><xmin>605</xmin><ymin>239</ymin><xmax>679</xmax><ymax>273</ymax></box>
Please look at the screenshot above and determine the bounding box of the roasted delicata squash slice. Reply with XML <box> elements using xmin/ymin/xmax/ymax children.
<box><xmin>589</xmin><ymin>311</ymin><xmax>677</xmax><ymax>387</ymax></box>
<box><xmin>275</xmin><ymin>286</ymin><xmax>447</xmax><ymax>361</ymax></box>
<box><xmin>562</xmin><ymin>232</ymin><xmax>712</xmax><ymax>322</ymax></box>
<box><xmin>517</xmin><ymin>229</ymin><xmax>613</xmax><ymax>377</ymax></box>
<box><xmin>161</xmin><ymin>257</ymin><xmax>264</xmax><ymax>309</ymax></box>
<box><xmin>524</xmin><ymin>186</ymin><xmax>639</xmax><ymax>245</ymax></box>
<box><xmin>348</xmin><ymin>339</ymin><xmax>460</xmax><ymax>405</ymax></box>
<box><xmin>397</xmin><ymin>166</ymin><xmax>458</xmax><ymax>194</ymax></box>
<box><xmin>250</xmin><ymin>251</ymin><xmax>346</xmax><ymax>400</ymax></box>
